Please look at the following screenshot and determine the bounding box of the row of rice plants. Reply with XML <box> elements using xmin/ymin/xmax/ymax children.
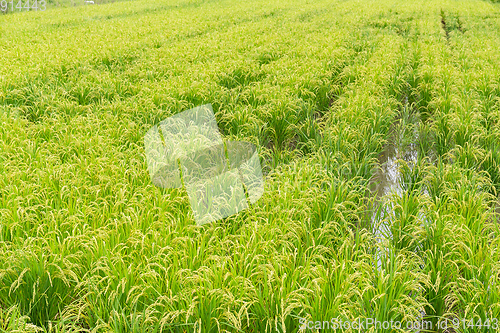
<box><xmin>1</xmin><ymin>0</ymin><xmax>499</xmax><ymax>331</ymax></box>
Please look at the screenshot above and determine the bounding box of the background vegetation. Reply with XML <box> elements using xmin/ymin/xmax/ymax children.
<box><xmin>0</xmin><ymin>0</ymin><xmax>499</xmax><ymax>331</ymax></box>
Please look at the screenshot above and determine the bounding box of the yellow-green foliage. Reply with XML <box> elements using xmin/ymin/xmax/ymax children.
<box><xmin>0</xmin><ymin>0</ymin><xmax>499</xmax><ymax>332</ymax></box>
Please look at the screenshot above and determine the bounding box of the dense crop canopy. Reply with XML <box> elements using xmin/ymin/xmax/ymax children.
<box><xmin>0</xmin><ymin>0</ymin><xmax>500</xmax><ymax>331</ymax></box>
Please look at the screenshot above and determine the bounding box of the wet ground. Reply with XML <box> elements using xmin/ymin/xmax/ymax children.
<box><xmin>369</xmin><ymin>139</ymin><xmax>419</xmax><ymax>270</ymax></box>
<box><xmin>367</xmin><ymin>106</ymin><xmax>425</xmax><ymax>330</ymax></box>
<box><xmin>367</xmin><ymin>105</ymin><xmax>499</xmax><ymax>330</ymax></box>
<box><xmin>368</xmin><ymin>102</ymin><xmax>420</xmax><ymax>269</ymax></box>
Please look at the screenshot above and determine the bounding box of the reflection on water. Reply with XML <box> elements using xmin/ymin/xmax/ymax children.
<box><xmin>368</xmin><ymin>108</ymin><xmax>425</xmax><ymax>331</ymax></box>
<box><xmin>370</xmin><ymin>142</ymin><xmax>419</xmax><ymax>197</ymax></box>
<box><xmin>368</xmin><ymin>104</ymin><xmax>499</xmax><ymax>329</ymax></box>
<box><xmin>369</xmin><ymin>139</ymin><xmax>418</xmax><ymax>270</ymax></box>
<box><xmin>368</xmin><ymin>99</ymin><xmax>421</xmax><ymax>272</ymax></box>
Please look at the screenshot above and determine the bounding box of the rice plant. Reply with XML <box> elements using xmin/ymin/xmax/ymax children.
<box><xmin>1</xmin><ymin>0</ymin><xmax>500</xmax><ymax>331</ymax></box>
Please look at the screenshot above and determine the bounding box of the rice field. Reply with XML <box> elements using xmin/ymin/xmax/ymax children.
<box><xmin>0</xmin><ymin>0</ymin><xmax>500</xmax><ymax>331</ymax></box>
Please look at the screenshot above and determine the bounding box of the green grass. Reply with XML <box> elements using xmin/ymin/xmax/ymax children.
<box><xmin>1</xmin><ymin>0</ymin><xmax>500</xmax><ymax>332</ymax></box>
